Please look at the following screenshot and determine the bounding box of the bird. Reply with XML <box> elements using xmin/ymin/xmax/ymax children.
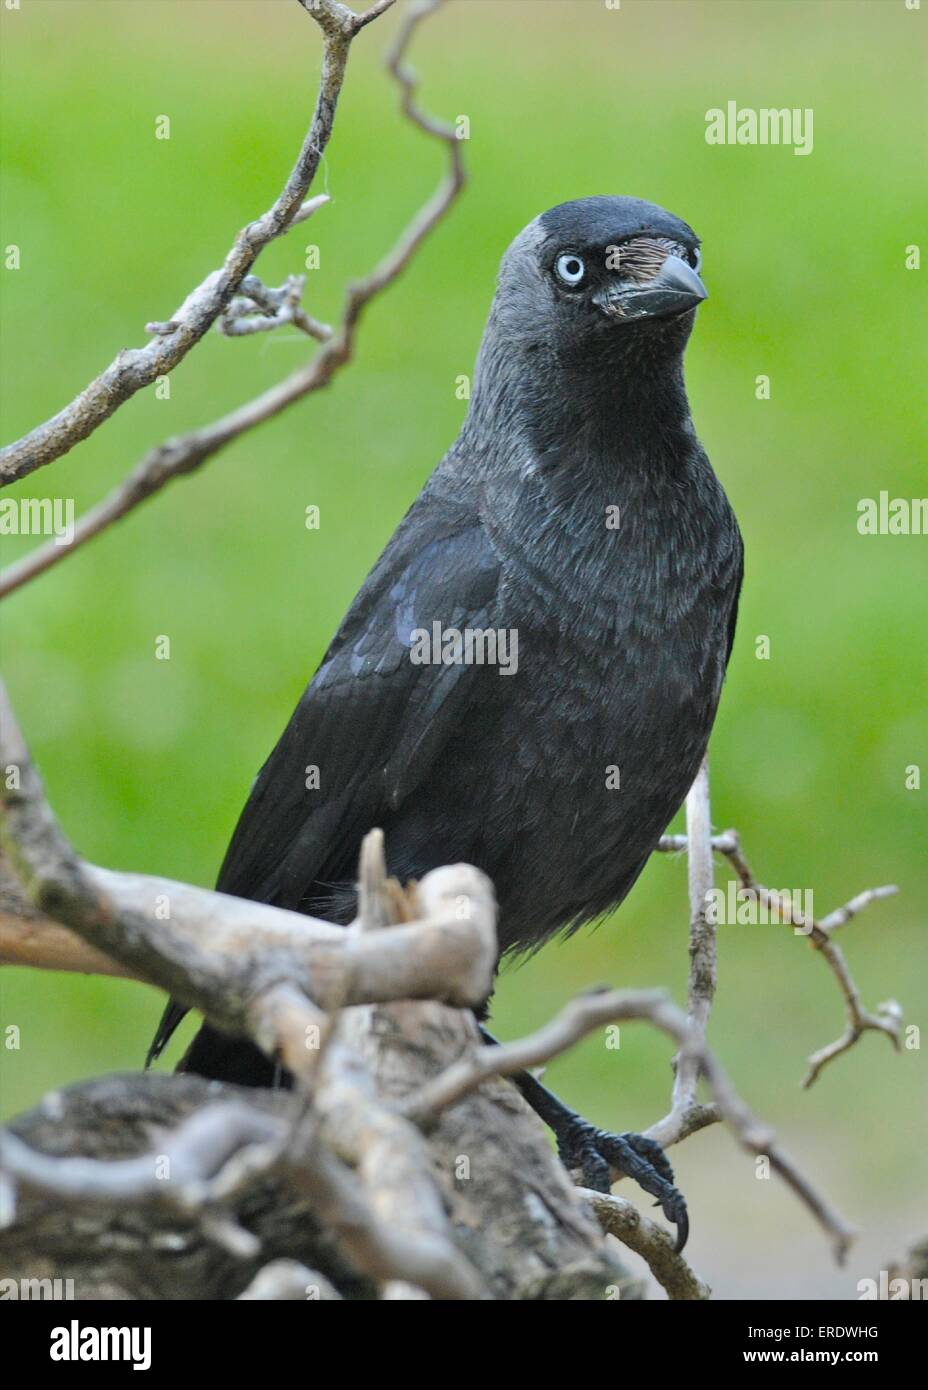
<box><xmin>148</xmin><ymin>195</ymin><xmax>743</xmax><ymax>1250</ymax></box>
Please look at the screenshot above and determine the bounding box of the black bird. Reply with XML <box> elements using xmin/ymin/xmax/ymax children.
<box><xmin>149</xmin><ymin>196</ymin><xmax>742</xmax><ymax>1250</ymax></box>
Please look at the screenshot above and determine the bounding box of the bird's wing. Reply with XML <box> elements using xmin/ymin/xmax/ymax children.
<box><xmin>147</xmin><ymin>513</ymin><xmax>499</xmax><ymax>1068</ymax></box>
<box><xmin>214</xmin><ymin>514</ymin><xmax>502</xmax><ymax>908</ymax></box>
<box><xmin>723</xmin><ymin>528</ymin><xmax>744</xmax><ymax>667</ymax></box>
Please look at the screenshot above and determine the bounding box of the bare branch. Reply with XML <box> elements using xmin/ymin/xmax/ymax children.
<box><xmin>0</xmin><ymin>6</ymin><xmax>372</xmax><ymax>487</ymax></box>
<box><xmin>1</xmin><ymin>685</ymin><xmax>871</xmax><ymax>1282</ymax></box>
<box><xmin>217</xmin><ymin>274</ymin><xmax>332</xmax><ymax>343</ymax></box>
<box><xmin>351</xmin><ymin>0</ymin><xmax>399</xmax><ymax>32</ymax></box>
<box><xmin>802</xmin><ymin>996</ymin><xmax>903</xmax><ymax>1089</ymax></box>
<box><xmin>2</xmin><ymin>1061</ymin><xmax>616</xmax><ymax>1300</ymax></box>
<box><xmin>284</xmin><ymin>192</ymin><xmax>334</xmax><ymax>226</ymax></box>
<box><xmin>646</xmin><ymin>1101</ymin><xmax>720</xmax><ymax>1147</ymax></box>
<box><xmin>657</xmin><ymin>826</ymin><xmax>902</xmax><ymax>1087</ymax></box>
<box><xmin>672</xmin><ymin>758</ymin><xmax>716</xmax><ymax>1120</ymax></box>
<box><xmin>0</xmin><ymin>667</ymin><xmax>879</xmax><ymax>1273</ymax></box>
<box><xmin>406</xmin><ymin>987</ymin><xmax>684</xmax><ymax>1121</ymax></box>
<box><xmin>819</xmin><ymin>883</ymin><xmax>899</xmax><ymax>932</ymax></box>
<box><xmin>582</xmin><ymin>1189</ymin><xmax>710</xmax><ymax>1300</ymax></box>
<box><xmin>404</xmin><ymin>982</ymin><xmax>855</xmax><ymax>1263</ymax></box>
<box><xmin>0</xmin><ymin>1081</ymin><xmax>482</xmax><ymax>1299</ymax></box>
<box><xmin>0</xmin><ymin>680</ymin><xmax>496</xmax><ymax>1075</ymax></box>
<box><xmin>311</xmin><ymin>1020</ymin><xmax>487</xmax><ymax>1299</ymax></box>
<box><xmin>0</xmin><ymin>665</ymin><xmax>495</xmax><ymax>1298</ymax></box>
<box><xmin>393</xmin><ymin>759</ymin><xmax>863</xmax><ymax>1265</ymax></box>
<box><xmin>0</xmin><ymin>901</ymin><xmax>131</xmax><ymax>979</ymax></box>
<box><xmin>0</xmin><ymin>1101</ymin><xmax>285</xmax><ymax>1217</ymax></box>
<box><xmin>280</xmin><ymin>1136</ymin><xmax>482</xmax><ymax>1300</ymax></box>
<box><xmin>0</xmin><ymin>0</ymin><xmax>462</xmax><ymax>603</ymax></box>
<box><xmin>645</xmin><ymin>760</ymin><xmax>725</xmax><ymax>1150</ymax></box>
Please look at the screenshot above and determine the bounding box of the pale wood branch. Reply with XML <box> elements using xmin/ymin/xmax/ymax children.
<box><xmin>0</xmin><ymin>0</ymin><xmax>463</xmax><ymax>602</ymax></box>
<box><xmin>404</xmin><ymin>980</ymin><xmax>856</xmax><ymax>1263</ymax></box>
<box><xmin>0</xmin><ymin>3</ymin><xmax>366</xmax><ymax>487</ymax></box>
<box><xmin>0</xmin><ymin>679</ymin><xmax>496</xmax><ymax>1081</ymax></box>
<box><xmin>582</xmin><ymin>1189</ymin><xmax>710</xmax><ymax>1301</ymax></box>
<box><xmin>656</xmin><ymin>826</ymin><xmax>902</xmax><ymax>1088</ymax></box>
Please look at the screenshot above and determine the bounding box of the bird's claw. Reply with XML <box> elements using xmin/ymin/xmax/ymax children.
<box><xmin>556</xmin><ymin>1119</ymin><xmax>689</xmax><ymax>1253</ymax></box>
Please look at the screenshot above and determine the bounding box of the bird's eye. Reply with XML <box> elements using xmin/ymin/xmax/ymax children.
<box><xmin>554</xmin><ymin>253</ymin><xmax>586</xmax><ymax>287</ymax></box>
<box><xmin>691</xmin><ymin>247</ymin><xmax>703</xmax><ymax>273</ymax></box>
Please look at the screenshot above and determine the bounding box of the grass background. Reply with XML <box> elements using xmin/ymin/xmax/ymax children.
<box><xmin>1</xmin><ymin>0</ymin><xmax>925</xmax><ymax>1298</ymax></box>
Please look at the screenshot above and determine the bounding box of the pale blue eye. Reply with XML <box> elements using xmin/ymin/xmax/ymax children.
<box><xmin>555</xmin><ymin>253</ymin><xmax>585</xmax><ymax>286</ymax></box>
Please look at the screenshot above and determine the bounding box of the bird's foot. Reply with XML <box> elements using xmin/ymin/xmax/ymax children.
<box><xmin>555</xmin><ymin>1118</ymin><xmax>689</xmax><ymax>1253</ymax></box>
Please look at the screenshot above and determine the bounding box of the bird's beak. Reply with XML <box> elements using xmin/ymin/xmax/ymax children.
<box><xmin>594</xmin><ymin>255</ymin><xmax>708</xmax><ymax>323</ymax></box>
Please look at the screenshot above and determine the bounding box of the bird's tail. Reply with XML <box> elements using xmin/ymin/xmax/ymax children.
<box><xmin>146</xmin><ymin>1000</ymin><xmax>284</xmax><ymax>1087</ymax></box>
<box><xmin>145</xmin><ymin>998</ymin><xmax>188</xmax><ymax>1069</ymax></box>
<box><xmin>177</xmin><ymin>1024</ymin><xmax>285</xmax><ymax>1087</ymax></box>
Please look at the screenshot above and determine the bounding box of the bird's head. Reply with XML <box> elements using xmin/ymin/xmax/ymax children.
<box><xmin>491</xmin><ymin>196</ymin><xmax>706</xmax><ymax>366</ymax></box>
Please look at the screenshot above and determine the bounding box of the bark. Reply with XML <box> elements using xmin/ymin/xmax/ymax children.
<box><xmin>0</xmin><ymin>1009</ymin><xmax>638</xmax><ymax>1302</ymax></box>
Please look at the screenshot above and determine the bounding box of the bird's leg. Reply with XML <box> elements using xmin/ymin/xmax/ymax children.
<box><xmin>478</xmin><ymin>1026</ymin><xmax>689</xmax><ymax>1252</ymax></box>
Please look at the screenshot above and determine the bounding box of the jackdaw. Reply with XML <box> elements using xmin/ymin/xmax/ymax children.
<box><xmin>149</xmin><ymin>195</ymin><xmax>743</xmax><ymax>1250</ymax></box>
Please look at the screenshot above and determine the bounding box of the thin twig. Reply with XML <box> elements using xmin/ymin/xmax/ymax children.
<box><xmin>647</xmin><ymin>759</ymin><xmax>721</xmax><ymax>1147</ymax></box>
<box><xmin>405</xmin><ymin>984</ymin><xmax>856</xmax><ymax>1263</ymax></box>
<box><xmin>672</xmin><ymin>759</ymin><xmax>716</xmax><ymax>1121</ymax></box>
<box><xmin>217</xmin><ymin>274</ymin><xmax>333</xmax><ymax>343</ymax></box>
<box><xmin>0</xmin><ymin>0</ymin><xmax>462</xmax><ymax>602</ymax></box>
<box><xmin>357</xmin><ymin>827</ymin><xmax>392</xmax><ymax>931</ymax></box>
<box><xmin>0</xmin><ymin>3</ymin><xmax>364</xmax><ymax>487</ymax></box>
<box><xmin>351</xmin><ymin>0</ymin><xmax>399</xmax><ymax>31</ymax></box>
<box><xmin>405</xmin><ymin>987</ymin><xmax>683</xmax><ymax>1120</ymax></box>
<box><xmin>656</xmin><ymin>827</ymin><xmax>902</xmax><ymax>1087</ymax></box>
<box><xmin>819</xmin><ymin>884</ymin><xmax>899</xmax><ymax>932</ymax></box>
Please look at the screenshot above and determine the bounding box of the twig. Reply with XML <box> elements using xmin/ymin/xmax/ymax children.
<box><xmin>217</xmin><ymin>274</ymin><xmax>332</xmax><ymax>343</ymax></box>
<box><xmin>0</xmin><ymin>4</ymin><xmax>364</xmax><ymax>487</ymax></box>
<box><xmin>670</xmin><ymin>758</ymin><xmax>716</xmax><ymax>1131</ymax></box>
<box><xmin>351</xmin><ymin>0</ymin><xmax>399</xmax><ymax>30</ymax></box>
<box><xmin>656</xmin><ymin>826</ymin><xmax>902</xmax><ymax>1087</ymax></box>
<box><xmin>357</xmin><ymin>827</ymin><xmax>392</xmax><ymax>931</ymax></box>
<box><xmin>581</xmin><ymin>1189</ymin><xmax>710</xmax><ymax>1300</ymax></box>
<box><xmin>405</xmin><ymin>983</ymin><xmax>855</xmax><ymax>1262</ymax></box>
<box><xmin>0</xmin><ymin>0</ymin><xmax>463</xmax><ymax>602</ymax></box>
<box><xmin>820</xmin><ymin>884</ymin><xmax>899</xmax><ymax>932</ymax></box>
<box><xmin>645</xmin><ymin>760</ymin><xmax>722</xmax><ymax>1147</ymax></box>
<box><xmin>406</xmin><ymin>987</ymin><xmax>685</xmax><ymax>1120</ymax></box>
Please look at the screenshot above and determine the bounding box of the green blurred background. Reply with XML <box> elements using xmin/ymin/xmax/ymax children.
<box><xmin>1</xmin><ymin>0</ymin><xmax>925</xmax><ymax>1298</ymax></box>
